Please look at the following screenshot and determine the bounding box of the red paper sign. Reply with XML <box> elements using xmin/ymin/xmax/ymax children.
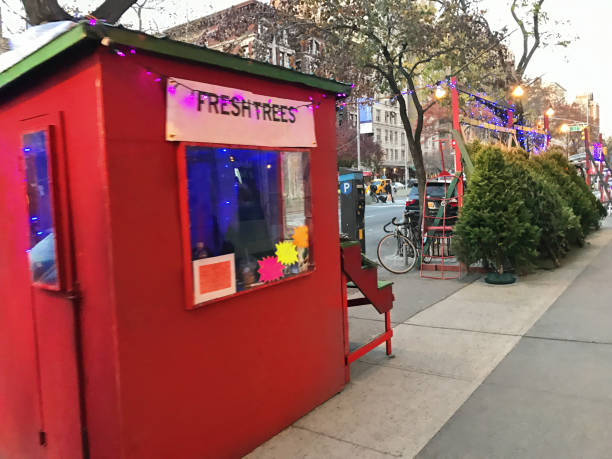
<box><xmin>198</xmin><ymin>261</ymin><xmax>232</xmax><ymax>294</ymax></box>
<box><xmin>192</xmin><ymin>254</ymin><xmax>236</xmax><ymax>305</ymax></box>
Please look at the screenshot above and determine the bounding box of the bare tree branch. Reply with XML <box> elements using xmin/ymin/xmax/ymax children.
<box><xmin>512</xmin><ymin>0</ymin><xmax>545</xmax><ymax>81</ymax></box>
<box><xmin>517</xmin><ymin>0</ymin><xmax>544</xmax><ymax>77</ymax></box>
<box><xmin>92</xmin><ymin>0</ymin><xmax>138</xmax><ymax>23</ymax></box>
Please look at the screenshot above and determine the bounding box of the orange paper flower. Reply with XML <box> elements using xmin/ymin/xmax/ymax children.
<box><xmin>292</xmin><ymin>225</ymin><xmax>309</xmax><ymax>248</ymax></box>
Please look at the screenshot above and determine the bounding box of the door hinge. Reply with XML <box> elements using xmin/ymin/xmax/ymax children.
<box><xmin>39</xmin><ymin>430</ymin><xmax>47</xmax><ymax>446</ymax></box>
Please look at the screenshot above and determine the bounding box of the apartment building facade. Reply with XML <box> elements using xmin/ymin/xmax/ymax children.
<box><xmin>371</xmin><ymin>100</ymin><xmax>412</xmax><ymax>180</ymax></box>
<box><xmin>165</xmin><ymin>0</ymin><xmax>321</xmax><ymax>74</ymax></box>
<box><xmin>575</xmin><ymin>93</ymin><xmax>601</xmax><ymax>141</ymax></box>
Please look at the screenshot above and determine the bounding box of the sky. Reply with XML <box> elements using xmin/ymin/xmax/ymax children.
<box><xmin>1</xmin><ymin>0</ymin><xmax>610</xmax><ymax>134</ymax></box>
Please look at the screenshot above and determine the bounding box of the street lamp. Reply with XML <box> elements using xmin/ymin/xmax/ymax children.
<box><xmin>545</xmin><ymin>107</ymin><xmax>555</xmax><ymax>117</ymax></box>
<box><xmin>434</xmin><ymin>86</ymin><xmax>447</xmax><ymax>100</ymax></box>
<box><xmin>560</xmin><ymin>123</ymin><xmax>570</xmax><ymax>133</ymax></box>
<box><xmin>512</xmin><ymin>85</ymin><xmax>525</xmax><ymax>98</ymax></box>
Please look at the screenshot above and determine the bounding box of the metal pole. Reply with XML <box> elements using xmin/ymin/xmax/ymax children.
<box><xmin>544</xmin><ymin>113</ymin><xmax>550</xmax><ymax>149</ymax></box>
<box><xmin>585</xmin><ymin>127</ymin><xmax>591</xmax><ymax>187</ymax></box>
<box><xmin>404</xmin><ymin>143</ymin><xmax>408</xmax><ymax>188</ymax></box>
<box><xmin>451</xmin><ymin>76</ymin><xmax>463</xmax><ymax>206</ymax></box>
<box><xmin>404</xmin><ymin>88</ymin><xmax>409</xmax><ymax>188</ymax></box>
<box><xmin>356</xmin><ymin>103</ymin><xmax>361</xmax><ymax>170</ymax></box>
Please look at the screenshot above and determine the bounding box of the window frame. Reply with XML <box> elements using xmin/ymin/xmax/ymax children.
<box><xmin>20</xmin><ymin>113</ymin><xmax>73</xmax><ymax>292</ymax></box>
<box><xmin>176</xmin><ymin>142</ymin><xmax>315</xmax><ymax>310</ymax></box>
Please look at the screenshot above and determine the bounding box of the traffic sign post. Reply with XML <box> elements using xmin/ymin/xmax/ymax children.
<box><xmin>583</xmin><ymin>127</ymin><xmax>590</xmax><ymax>186</ymax></box>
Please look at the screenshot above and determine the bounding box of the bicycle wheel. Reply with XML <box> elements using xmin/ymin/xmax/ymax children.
<box><xmin>377</xmin><ymin>233</ymin><xmax>418</xmax><ymax>274</ymax></box>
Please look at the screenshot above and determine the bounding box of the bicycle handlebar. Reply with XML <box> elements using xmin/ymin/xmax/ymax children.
<box><xmin>383</xmin><ymin>216</ymin><xmax>408</xmax><ymax>233</ymax></box>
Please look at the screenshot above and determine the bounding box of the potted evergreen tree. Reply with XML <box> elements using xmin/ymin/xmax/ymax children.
<box><xmin>455</xmin><ymin>145</ymin><xmax>540</xmax><ymax>284</ymax></box>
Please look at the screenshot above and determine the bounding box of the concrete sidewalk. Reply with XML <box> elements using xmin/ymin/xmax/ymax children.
<box><xmin>248</xmin><ymin>219</ymin><xmax>612</xmax><ymax>459</ymax></box>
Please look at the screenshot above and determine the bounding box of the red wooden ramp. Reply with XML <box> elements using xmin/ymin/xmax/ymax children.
<box><xmin>340</xmin><ymin>241</ymin><xmax>394</xmax><ymax>382</ymax></box>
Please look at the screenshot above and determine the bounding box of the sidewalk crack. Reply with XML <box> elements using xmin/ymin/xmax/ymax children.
<box><xmin>522</xmin><ymin>335</ymin><xmax>612</xmax><ymax>346</ymax></box>
<box><xmin>355</xmin><ymin>359</ymin><xmax>474</xmax><ymax>383</ymax></box>
<box><xmin>292</xmin><ymin>425</ymin><xmax>402</xmax><ymax>457</ymax></box>
<box><xmin>403</xmin><ymin>322</ymin><xmax>521</xmax><ymax>338</ymax></box>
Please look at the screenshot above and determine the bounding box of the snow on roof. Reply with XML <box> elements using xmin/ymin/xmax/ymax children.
<box><xmin>0</xmin><ymin>21</ymin><xmax>77</xmax><ymax>75</ymax></box>
<box><xmin>0</xmin><ymin>22</ymin><xmax>351</xmax><ymax>97</ymax></box>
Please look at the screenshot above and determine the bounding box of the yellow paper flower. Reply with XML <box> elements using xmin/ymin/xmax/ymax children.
<box><xmin>275</xmin><ymin>240</ymin><xmax>299</xmax><ymax>266</ymax></box>
<box><xmin>292</xmin><ymin>225</ymin><xmax>309</xmax><ymax>248</ymax></box>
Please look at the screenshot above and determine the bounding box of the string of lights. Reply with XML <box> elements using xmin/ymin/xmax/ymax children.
<box><xmin>457</xmin><ymin>84</ymin><xmax>548</xmax><ymax>155</ymax></box>
<box><xmin>99</xmin><ymin>29</ymin><xmax>548</xmax><ymax>154</ymax></box>
<box><xmin>99</xmin><ymin>37</ymin><xmax>344</xmax><ymax>114</ymax></box>
<box><xmin>336</xmin><ymin>78</ymin><xmax>455</xmax><ymax>110</ymax></box>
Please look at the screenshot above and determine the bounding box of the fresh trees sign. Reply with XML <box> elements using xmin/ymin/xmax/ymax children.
<box><xmin>166</xmin><ymin>77</ymin><xmax>316</xmax><ymax>147</ymax></box>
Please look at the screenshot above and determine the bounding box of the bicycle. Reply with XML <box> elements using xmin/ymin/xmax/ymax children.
<box><xmin>377</xmin><ymin>216</ymin><xmax>418</xmax><ymax>274</ymax></box>
<box><xmin>396</xmin><ymin>210</ymin><xmax>433</xmax><ymax>263</ymax></box>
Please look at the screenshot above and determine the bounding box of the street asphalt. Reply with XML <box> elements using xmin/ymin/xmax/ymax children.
<box><xmin>249</xmin><ymin>218</ymin><xmax>612</xmax><ymax>458</ymax></box>
<box><xmin>363</xmin><ymin>198</ymin><xmax>408</xmax><ymax>258</ymax></box>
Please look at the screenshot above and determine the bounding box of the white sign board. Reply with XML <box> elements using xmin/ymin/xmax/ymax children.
<box><xmin>166</xmin><ymin>77</ymin><xmax>317</xmax><ymax>147</ymax></box>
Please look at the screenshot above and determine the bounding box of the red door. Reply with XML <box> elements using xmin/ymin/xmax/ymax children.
<box><xmin>21</xmin><ymin>114</ymin><xmax>85</xmax><ymax>458</ymax></box>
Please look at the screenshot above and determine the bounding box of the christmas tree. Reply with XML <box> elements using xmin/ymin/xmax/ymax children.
<box><xmin>455</xmin><ymin>145</ymin><xmax>540</xmax><ymax>274</ymax></box>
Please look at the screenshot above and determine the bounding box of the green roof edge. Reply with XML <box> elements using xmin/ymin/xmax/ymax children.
<box><xmin>0</xmin><ymin>25</ymin><xmax>89</xmax><ymax>90</ymax></box>
<box><xmin>0</xmin><ymin>22</ymin><xmax>352</xmax><ymax>96</ymax></box>
<box><xmin>96</xmin><ymin>25</ymin><xmax>351</xmax><ymax>95</ymax></box>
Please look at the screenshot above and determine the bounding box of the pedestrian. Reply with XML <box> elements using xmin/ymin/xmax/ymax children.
<box><xmin>384</xmin><ymin>182</ymin><xmax>394</xmax><ymax>203</ymax></box>
<box><xmin>369</xmin><ymin>183</ymin><xmax>379</xmax><ymax>203</ymax></box>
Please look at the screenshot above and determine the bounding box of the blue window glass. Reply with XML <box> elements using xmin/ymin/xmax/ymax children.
<box><xmin>185</xmin><ymin>147</ymin><xmax>311</xmax><ymax>303</ymax></box>
<box><xmin>23</xmin><ymin>131</ymin><xmax>58</xmax><ymax>286</ymax></box>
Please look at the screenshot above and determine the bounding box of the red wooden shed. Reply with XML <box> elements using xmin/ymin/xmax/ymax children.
<box><xmin>0</xmin><ymin>22</ymin><xmax>351</xmax><ymax>458</ymax></box>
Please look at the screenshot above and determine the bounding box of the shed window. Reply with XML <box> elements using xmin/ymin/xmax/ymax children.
<box><xmin>23</xmin><ymin>131</ymin><xmax>58</xmax><ymax>287</ymax></box>
<box><xmin>183</xmin><ymin>146</ymin><xmax>312</xmax><ymax>306</ymax></box>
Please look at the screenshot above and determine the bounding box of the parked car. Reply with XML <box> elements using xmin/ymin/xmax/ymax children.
<box><xmin>405</xmin><ymin>181</ymin><xmax>460</xmax><ymax>221</ymax></box>
<box><xmin>405</xmin><ymin>185</ymin><xmax>420</xmax><ymax>212</ymax></box>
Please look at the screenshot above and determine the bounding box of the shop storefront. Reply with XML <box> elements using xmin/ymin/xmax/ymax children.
<box><xmin>0</xmin><ymin>22</ymin><xmax>351</xmax><ymax>458</ymax></box>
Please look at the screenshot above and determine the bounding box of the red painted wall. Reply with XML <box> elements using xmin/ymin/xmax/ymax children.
<box><xmin>98</xmin><ymin>49</ymin><xmax>345</xmax><ymax>458</ymax></box>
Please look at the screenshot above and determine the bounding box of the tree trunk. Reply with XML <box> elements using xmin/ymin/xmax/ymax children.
<box><xmin>410</xmin><ymin>139</ymin><xmax>427</xmax><ymax>216</ymax></box>
<box><xmin>22</xmin><ymin>0</ymin><xmax>72</xmax><ymax>24</ymax></box>
<box><xmin>92</xmin><ymin>0</ymin><xmax>139</xmax><ymax>23</ymax></box>
<box><xmin>385</xmin><ymin>79</ymin><xmax>428</xmax><ymax>216</ymax></box>
<box><xmin>22</xmin><ymin>0</ymin><xmax>138</xmax><ymax>26</ymax></box>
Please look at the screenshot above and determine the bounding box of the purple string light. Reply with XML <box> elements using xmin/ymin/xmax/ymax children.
<box><xmin>111</xmin><ymin>45</ymin><xmax>327</xmax><ymax>111</ymax></box>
